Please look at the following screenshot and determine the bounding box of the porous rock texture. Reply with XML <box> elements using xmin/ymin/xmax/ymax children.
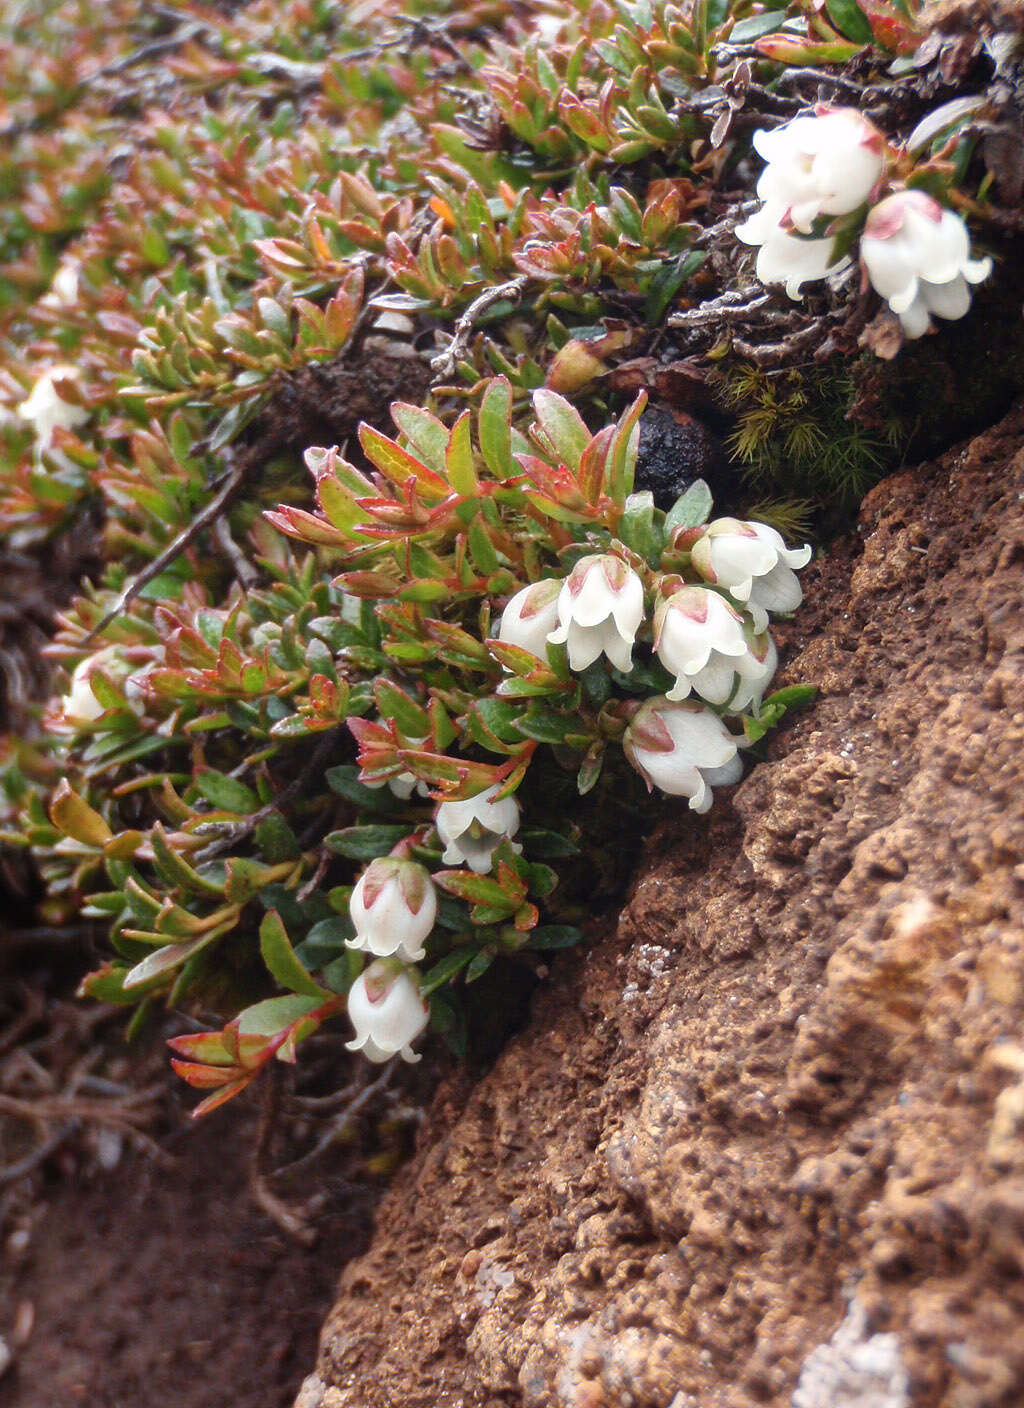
<box><xmin>299</xmin><ymin>402</ymin><xmax>1024</xmax><ymax>1408</ymax></box>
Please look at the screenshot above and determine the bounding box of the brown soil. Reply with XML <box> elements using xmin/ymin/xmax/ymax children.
<box><xmin>0</xmin><ymin>1096</ymin><xmax>376</xmax><ymax>1408</ymax></box>
<box><xmin>299</xmin><ymin>401</ymin><xmax>1024</xmax><ymax>1408</ymax></box>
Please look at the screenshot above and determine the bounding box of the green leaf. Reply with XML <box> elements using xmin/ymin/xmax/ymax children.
<box><xmin>465</xmin><ymin>949</ymin><xmax>495</xmax><ymax>983</ymax></box>
<box><xmin>824</xmin><ymin>0</ymin><xmax>874</xmax><ymax>42</ymax></box>
<box><xmin>528</xmin><ymin>925</ymin><xmax>584</xmax><ymax>949</ymax></box>
<box><xmin>520</xmin><ymin>827</ymin><xmax>579</xmax><ymax>858</ymax></box>
<box><xmin>260</xmin><ymin>910</ymin><xmax>330</xmax><ymax>998</ymax></box>
<box><xmin>420</xmin><ymin>947</ymin><xmax>474</xmax><ymax>994</ymax></box>
<box><xmin>664</xmin><ymin>478</ymin><xmax>713</xmax><ymax>536</ymax></box>
<box><xmin>445</xmin><ymin>409</ymin><xmax>478</xmax><ymax>495</ymax></box>
<box><xmin>325</xmin><ymin>824</ymin><xmax>410</xmax><ymax>860</ymax></box>
<box><xmin>236</xmin><ymin>994</ymin><xmax>321</xmax><ymax>1038</ymax></box>
<box><xmin>255</xmin><ymin>812</ymin><xmax>302</xmax><ymax>862</ymax></box>
<box><xmin>325</xmin><ymin>764</ymin><xmax>405</xmax><ymax>814</ymax></box>
<box><xmin>532</xmin><ymin>389</ymin><xmax>591</xmax><ymax>472</ymax></box>
<box><xmin>293</xmin><ymin>915</ymin><xmax>356</xmax><ymax>967</ymax></box>
<box><xmin>513</xmin><ymin>706</ymin><xmax>585</xmax><ymax>745</ymax></box>
<box><xmin>195</xmin><ymin>770</ymin><xmax>259</xmax><ymax>814</ymax></box>
<box><xmin>374</xmin><ymin>679</ymin><xmax>431</xmax><ymax>737</ymax></box>
<box><xmin>478</xmin><ymin>376</ymin><xmax>514</xmax><ymax>479</ymax></box>
<box><xmin>49</xmin><ymin>781</ymin><xmax>111</xmax><ymax>847</ymax></box>
<box><xmin>429</xmin><ymin>987</ymin><xmax>468</xmax><ymax>1057</ymax></box>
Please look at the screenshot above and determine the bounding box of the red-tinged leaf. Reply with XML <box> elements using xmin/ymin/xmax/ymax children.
<box><xmin>166</xmin><ymin>1030</ymin><xmax>237</xmax><ymax>1066</ymax></box>
<box><xmin>513</xmin><ymin>902</ymin><xmax>540</xmax><ymax>932</ymax></box>
<box><xmin>334</xmin><ymin>570</ymin><xmax>400</xmax><ymax>597</ymax></box>
<box><xmin>578</xmin><ymin>423</ymin><xmax>615</xmax><ymax>505</ymax></box>
<box><xmin>170</xmin><ymin>1060</ymin><xmax>240</xmax><ymax>1090</ymax></box>
<box><xmin>754</xmin><ymin>33</ymin><xmax>865</xmax><ymax>61</ymax></box>
<box><xmin>391</xmin><ymin>402</ymin><xmax>449</xmax><ymax>471</ymax></box>
<box><xmin>434</xmin><ymin>869</ymin><xmax>517</xmax><ymax>908</ymax></box>
<box><xmin>252</xmin><ymin>238</ymin><xmax>310</xmax><ymax>270</ymax></box>
<box><xmin>358</xmin><ymin>424</ymin><xmax>451</xmax><ymax>500</ymax></box>
<box><xmin>189</xmin><ymin>1075</ymin><xmax>256</xmax><ymax>1118</ymax></box>
<box><xmin>264</xmin><ymin>505</ymin><xmax>348</xmax><ymax>546</ymax></box>
<box><xmin>514</xmin><ymin>454</ymin><xmax>589</xmax><ymax>513</ymax></box>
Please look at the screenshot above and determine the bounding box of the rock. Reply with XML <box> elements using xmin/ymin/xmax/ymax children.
<box><xmin>302</xmin><ymin>403</ymin><xmax>1024</xmax><ymax>1408</ymax></box>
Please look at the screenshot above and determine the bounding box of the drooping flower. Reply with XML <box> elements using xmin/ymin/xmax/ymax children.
<box><xmin>751</xmin><ymin>108</ymin><xmax>887</xmax><ymax>232</ymax></box>
<box><xmin>547</xmin><ymin>554</ymin><xmax>644</xmax><ymax>674</ymax></box>
<box><xmin>734</xmin><ymin>204</ymin><xmax>847</xmax><ymax>300</ymax></box>
<box><xmin>654</xmin><ymin>588</ymin><xmax>779</xmax><ymax>709</ymax></box>
<box><xmin>495</xmin><ymin>579</ymin><xmax>561</xmax><ymax>661</ymax></box>
<box><xmin>654</xmin><ymin>586</ymin><xmax>748</xmax><ymax>703</ymax></box>
<box><xmin>345</xmin><ymin>959</ymin><xmax>429</xmax><ymax>1064</ymax></box>
<box><xmin>735</xmin><ymin>108</ymin><xmax>886</xmax><ymax>300</ymax></box>
<box><xmin>61</xmin><ymin>657</ymin><xmax>109</xmax><ymax>727</ymax></box>
<box><xmin>690</xmin><ymin>519</ymin><xmax>811</xmax><ymax>633</ymax></box>
<box><xmin>16</xmin><ymin>365</ymin><xmax>88</xmax><ymax>448</ymax></box>
<box><xmin>348</xmin><ymin>857</ymin><xmax>437</xmax><ymax>964</ymax></box>
<box><xmin>624</xmin><ymin>698</ymin><xmax>744</xmax><ymax>812</ymax></box>
<box><xmin>860</xmin><ymin>189</ymin><xmax>992</xmax><ymax>339</ymax></box>
<box><xmin>435</xmin><ymin>783</ymin><xmax>521</xmax><ymax>875</ymax></box>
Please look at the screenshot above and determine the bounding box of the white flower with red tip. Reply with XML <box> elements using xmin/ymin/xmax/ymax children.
<box><xmin>345</xmin><ymin>959</ymin><xmax>429</xmax><ymax>1064</ymax></box>
<box><xmin>547</xmin><ymin>554</ymin><xmax>644</xmax><ymax>674</ymax></box>
<box><xmin>348</xmin><ymin>857</ymin><xmax>437</xmax><ymax>964</ymax></box>
<box><xmin>654</xmin><ymin>587</ymin><xmax>777</xmax><ymax>709</ymax></box>
<box><xmin>436</xmin><ymin>783</ymin><xmax>521</xmax><ymax>875</ymax></box>
<box><xmin>624</xmin><ymin>698</ymin><xmax>743</xmax><ymax>812</ymax></box>
<box><xmin>16</xmin><ymin>365</ymin><xmax>88</xmax><ymax>448</ymax></box>
<box><xmin>495</xmin><ymin>579</ymin><xmax>561</xmax><ymax>661</ymax></box>
<box><xmin>736</xmin><ymin>107</ymin><xmax>886</xmax><ymax>299</ymax></box>
<box><xmin>860</xmin><ymin>189</ymin><xmax>992</xmax><ymax>339</ymax></box>
<box><xmin>690</xmin><ymin>519</ymin><xmax>811</xmax><ymax>633</ymax></box>
<box><xmin>752</xmin><ymin>108</ymin><xmax>887</xmax><ymax>231</ymax></box>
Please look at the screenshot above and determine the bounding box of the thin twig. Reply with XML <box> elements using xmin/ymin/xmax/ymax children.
<box><xmin>82</xmin><ymin>457</ymin><xmax>246</xmax><ymax>644</ymax></box>
<box><xmin>212</xmin><ymin>515</ymin><xmax>260</xmax><ymax>589</ymax></box>
<box><xmin>189</xmin><ymin>730</ymin><xmax>341</xmax><ymax>862</ymax></box>
<box><xmin>691</xmin><ymin>201</ymin><xmax>760</xmax><ymax>247</ymax></box>
<box><xmin>267</xmin><ymin>1059</ymin><xmax>397</xmax><ymax>1181</ymax></box>
<box><xmin>430</xmin><ymin>277</ymin><xmax>528</xmax><ymax>382</ymax></box>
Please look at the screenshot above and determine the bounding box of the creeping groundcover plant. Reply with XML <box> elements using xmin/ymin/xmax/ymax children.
<box><xmin>1</xmin><ymin>0</ymin><xmax>1019</xmax><ymax>1119</ymax></box>
<box><xmin>186</xmin><ymin>387</ymin><xmax>813</xmax><ymax>1095</ymax></box>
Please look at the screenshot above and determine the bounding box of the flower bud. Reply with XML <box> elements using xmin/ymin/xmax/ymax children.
<box><xmin>435</xmin><ymin>783</ymin><xmax>521</xmax><ymax>875</ymax></box>
<box><xmin>690</xmin><ymin>519</ymin><xmax>811</xmax><ymax>633</ymax></box>
<box><xmin>495</xmin><ymin>579</ymin><xmax>561</xmax><ymax>661</ymax></box>
<box><xmin>348</xmin><ymin>857</ymin><xmax>437</xmax><ymax>964</ymax></box>
<box><xmin>16</xmin><ymin>365</ymin><xmax>88</xmax><ymax>449</ymax></box>
<box><xmin>345</xmin><ymin>959</ymin><xmax>429</xmax><ymax>1064</ymax></box>
<box><xmin>546</xmin><ymin>554</ymin><xmax>644</xmax><ymax>674</ymax></box>
<box><xmin>860</xmin><ymin>190</ymin><xmax>992</xmax><ymax>339</ymax></box>
<box><xmin>624</xmin><ymin>698</ymin><xmax>743</xmax><ymax>813</ymax></box>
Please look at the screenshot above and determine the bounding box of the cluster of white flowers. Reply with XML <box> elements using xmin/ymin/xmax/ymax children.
<box><xmin>496</xmin><ymin>520</ymin><xmax>809</xmax><ymax>808</ymax></box>
<box><xmin>345</xmin><ymin>518</ymin><xmax>810</xmax><ymax>1065</ymax></box>
<box><xmin>735</xmin><ymin>105</ymin><xmax>992</xmax><ymax>339</ymax></box>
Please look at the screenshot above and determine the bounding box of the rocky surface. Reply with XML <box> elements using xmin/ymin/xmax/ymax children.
<box><xmin>298</xmin><ymin>402</ymin><xmax>1024</xmax><ymax>1408</ymax></box>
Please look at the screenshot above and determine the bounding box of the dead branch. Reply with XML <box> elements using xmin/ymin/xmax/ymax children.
<box><xmin>430</xmin><ymin>277</ymin><xmax>528</xmax><ymax>382</ymax></box>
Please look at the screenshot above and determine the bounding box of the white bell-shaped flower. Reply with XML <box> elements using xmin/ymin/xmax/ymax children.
<box><xmin>16</xmin><ymin>365</ymin><xmax>88</xmax><ymax>448</ymax></box>
<box><xmin>546</xmin><ymin>554</ymin><xmax>644</xmax><ymax>674</ymax></box>
<box><xmin>690</xmin><ymin>519</ymin><xmax>811</xmax><ymax>633</ymax></box>
<box><xmin>752</xmin><ymin>108</ymin><xmax>887</xmax><ymax>232</ymax></box>
<box><xmin>435</xmin><ymin>783</ymin><xmax>521</xmax><ymax>875</ymax></box>
<box><xmin>655</xmin><ymin>585</ymin><xmax>747</xmax><ymax>702</ymax></box>
<box><xmin>735</xmin><ymin>202</ymin><xmax>847</xmax><ymax>300</ymax></box>
<box><xmin>495</xmin><ymin>579</ymin><xmax>561</xmax><ymax>661</ymax></box>
<box><xmin>624</xmin><ymin>698</ymin><xmax>743</xmax><ymax>813</ymax></box>
<box><xmin>860</xmin><ymin>189</ymin><xmax>992</xmax><ymax>339</ymax></box>
<box><xmin>347</xmin><ymin>856</ymin><xmax>437</xmax><ymax>964</ymax></box>
<box><xmin>654</xmin><ymin>586</ymin><xmax>777</xmax><ymax>708</ymax></box>
<box><xmin>345</xmin><ymin>959</ymin><xmax>429</xmax><ymax>1064</ymax></box>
